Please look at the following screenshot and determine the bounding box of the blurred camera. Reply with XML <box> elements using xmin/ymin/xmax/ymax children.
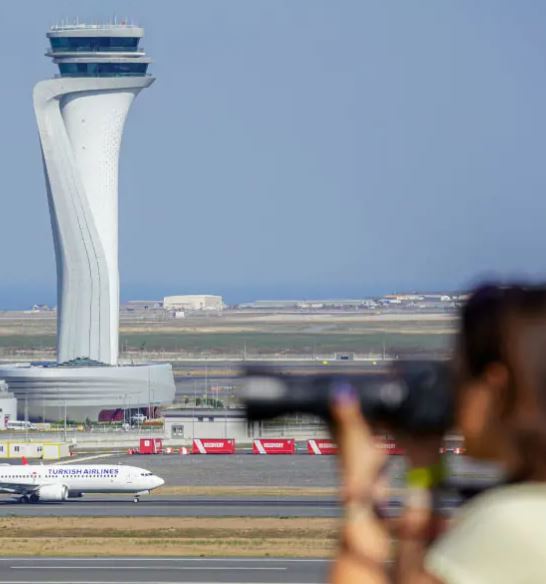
<box><xmin>240</xmin><ymin>360</ymin><xmax>454</xmax><ymax>435</ymax></box>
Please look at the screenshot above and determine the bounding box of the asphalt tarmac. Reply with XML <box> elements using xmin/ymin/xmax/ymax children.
<box><xmin>0</xmin><ymin>495</ymin><xmax>339</xmax><ymax>518</ymax></box>
<box><xmin>99</xmin><ymin>453</ymin><xmax>362</xmax><ymax>488</ymax></box>
<box><xmin>0</xmin><ymin>493</ymin><xmax>465</xmax><ymax>518</ymax></box>
<box><xmin>106</xmin><ymin>452</ymin><xmax>502</xmax><ymax>489</ymax></box>
<box><xmin>174</xmin><ymin>359</ymin><xmax>381</xmax><ymax>398</ymax></box>
<box><xmin>0</xmin><ymin>557</ymin><xmax>330</xmax><ymax>583</ymax></box>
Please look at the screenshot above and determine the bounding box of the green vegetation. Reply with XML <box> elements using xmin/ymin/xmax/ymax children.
<box><xmin>0</xmin><ymin>331</ymin><xmax>454</xmax><ymax>356</ymax></box>
<box><xmin>0</xmin><ymin>334</ymin><xmax>55</xmax><ymax>350</ymax></box>
<box><xmin>0</xmin><ymin>314</ymin><xmax>457</xmax><ymax>358</ymax></box>
<box><xmin>119</xmin><ymin>331</ymin><xmax>453</xmax><ymax>356</ymax></box>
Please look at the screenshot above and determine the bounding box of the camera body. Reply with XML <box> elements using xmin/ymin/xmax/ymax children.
<box><xmin>241</xmin><ymin>360</ymin><xmax>454</xmax><ymax>435</ymax></box>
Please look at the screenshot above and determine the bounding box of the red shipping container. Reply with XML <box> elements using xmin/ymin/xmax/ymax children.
<box><xmin>252</xmin><ymin>439</ymin><xmax>295</xmax><ymax>455</ymax></box>
<box><xmin>307</xmin><ymin>439</ymin><xmax>338</xmax><ymax>455</ymax></box>
<box><xmin>192</xmin><ymin>438</ymin><xmax>236</xmax><ymax>454</ymax></box>
<box><xmin>139</xmin><ymin>437</ymin><xmax>163</xmax><ymax>454</ymax></box>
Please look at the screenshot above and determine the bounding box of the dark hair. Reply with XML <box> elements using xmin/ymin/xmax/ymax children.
<box><xmin>460</xmin><ymin>284</ymin><xmax>546</xmax><ymax>377</ymax></box>
<box><xmin>459</xmin><ymin>285</ymin><xmax>508</xmax><ymax>378</ymax></box>
<box><xmin>459</xmin><ymin>283</ymin><xmax>546</xmax><ymax>476</ymax></box>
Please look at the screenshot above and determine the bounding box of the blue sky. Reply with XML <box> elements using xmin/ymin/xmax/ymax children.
<box><xmin>1</xmin><ymin>1</ymin><xmax>545</xmax><ymax>308</ymax></box>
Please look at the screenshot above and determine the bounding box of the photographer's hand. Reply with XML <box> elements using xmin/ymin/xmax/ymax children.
<box><xmin>330</xmin><ymin>388</ymin><xmax>443</xmax><ymax>584</ymax></box>
<box><xmin>393</xmin><ymin>436</ymin><xmax>446</xmax><ymax>584</ymax></box>
<box><xmin>332</xmin><ymin>385</ymin><xmax>387</xmax><ymax>505</ymax></box>
<box><xmin>330</xmin><ymin>386</ymin><xmax>389</xmax><ymax>583</ymax></box>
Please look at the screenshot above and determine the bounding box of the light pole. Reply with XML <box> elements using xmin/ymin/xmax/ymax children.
<box><xmin>205</xmin><ymin>364</ymin><xmax>208</xmax><ymax>406</ymax></box>
<box><xmin>147</xmin><ymin>367</ymin><xmax>151</xmax><ymax>418</ymax></box>
<box><xmin>24</xmin><ymin>397</ymin><xmax>29</xmax><ymax>442</ymax></box>
<box><xmin>192</xmin><ymin>379</ymin><xmax>196</xmax><ymax>441</ymax></box>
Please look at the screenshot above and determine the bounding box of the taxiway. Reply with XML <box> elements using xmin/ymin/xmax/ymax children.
<box><xmin>0</xmin><ymin>556</ymin><xmax>329</xmax><ymax>583</ymax></box>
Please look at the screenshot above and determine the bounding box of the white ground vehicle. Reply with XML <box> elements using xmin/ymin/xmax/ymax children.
<box><xmin>131</xmin><ymin>413</ymin><xmax>147</xmax><ymax>424</ymax></box>
<box><xmin>5</xmin><ymin>421</ymin><xmax>35</xmax><ymax>431</ymax></box>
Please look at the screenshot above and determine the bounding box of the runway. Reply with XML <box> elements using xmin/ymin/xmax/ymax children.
<box><xmin>0</xmin><ymin>557</ymin><xmax>330</xmax><ymax>583</ymax></box>
<box><xmin>0</xmin><ymin>496</ymin><xmax>340</xmax><ymax>518</ymax></box>
<box><xmin>0</xmin><ymin>493</ymin><xmax>462</xmax><ymax>518</ymax></box>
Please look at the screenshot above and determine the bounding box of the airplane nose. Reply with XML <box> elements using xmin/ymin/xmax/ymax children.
<box><xmin>155</xmin><ymin>476</ymin><xmax>165</xmax><ymax>487</ymax></box>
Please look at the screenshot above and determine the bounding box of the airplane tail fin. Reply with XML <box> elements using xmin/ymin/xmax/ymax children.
<box><xmin>21</xmin><ymin>456</ymin><xmax>28</xmax><ymax>465</ymax></box>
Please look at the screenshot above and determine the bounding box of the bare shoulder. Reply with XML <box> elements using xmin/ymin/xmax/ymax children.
<box><xmin>413</xmin><ymin>571</ymin><xmax>445</xmax><ymax>584</ymax></box>
<box><xmin>458</xmin><ymin>483</ymin><xmax>546</xmax><ymax>524</ymax></box>
<box><xmin>425</xmin><ymin>483</ymin><xmax>546</xmax><ymax>584</ymax></box>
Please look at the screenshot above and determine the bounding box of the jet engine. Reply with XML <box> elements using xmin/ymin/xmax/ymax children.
<box><xmin>37</xmin><ymin>484</ymin><xmax>68</xmax><ymax>501</ymax></box>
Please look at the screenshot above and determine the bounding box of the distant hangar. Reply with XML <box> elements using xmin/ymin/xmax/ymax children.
<box><xmin>163</xmin><ymin>295</ymin><xmax>224</xmax><ymax>312</ymax></box>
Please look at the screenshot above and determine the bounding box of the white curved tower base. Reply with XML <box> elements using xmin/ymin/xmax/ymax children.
<box><xmin>34</xmin><ymin>77</ymin><xmax>154</xmax><ymax>365</ymax></box>
<box><xmin>0</xmin><ymin>362</ymin><xmax>175</xmax><ymax>422</ymax></box>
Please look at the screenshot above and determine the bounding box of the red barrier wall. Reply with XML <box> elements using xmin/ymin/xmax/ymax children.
<box><xmin>138</xmin><ymin>438</ymin><xmax>163</xmax><ymax>454</ymax></box>
<box><xmin>192</xmin><ymin>438</ymin><xmax>236</xmax><ymax>454</ymax></box>
<box><xmin>307</xmin><ymin>439</ymin><xmax>338</xmax><ymax>455</ymax></box>
<box><xmin>252</xmin><ymin>438</ymin><xmax>295</xmax><ymax>454</ymax></box>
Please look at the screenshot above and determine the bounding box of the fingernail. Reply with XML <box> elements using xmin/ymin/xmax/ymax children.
<box><xmin>332</xmin><ymin>381</ymin><xmax>357</xmax><ymax>405</ymax></box>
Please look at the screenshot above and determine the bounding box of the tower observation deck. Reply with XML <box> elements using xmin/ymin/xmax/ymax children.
<box><xmin>46</xmin><ymin>23</ymin><xmax>151</xmax><ymax>77</ymax></box>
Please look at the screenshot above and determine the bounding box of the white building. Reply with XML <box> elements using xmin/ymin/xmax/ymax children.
<box><xmin>0</xmin><ymin>442</ymin><xmax>71</xmax><ymax>460</ymax></box>
<box><xmin>0</xmin><ymin>381</ymin><xmax>17</xmax><ymax>430</ymax></box>
<box><xmin>164</xmin><ymin>409</ymin><xmax>252</xmax><ymax>441</ymax></box>
<box><xmin>0</xmin><ymin>23</ymin><xmax>175</xmax><ymax>421</ymax></box>
<box><xmin>164</xmin><ymin>295</ymin><xmax>224</xmax><ymax>312</ymax></box>
<box><xmin>163</xmin><ymin>409</ymin><xmax>329</xmax><ymax>443</ymax></box>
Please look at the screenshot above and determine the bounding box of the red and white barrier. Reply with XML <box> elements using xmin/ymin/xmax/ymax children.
<box><xmin>378</xmin><ymin>440</ymin><xmax>405</xmax><ymax>455</ymax></box>
<box><xmin>192</xmin><ymin>438</ymin><xmax>236</xmax><ymax>454</ymax></box>
<box><xmin>179</xmin><ymin>446</ymin><xmax>189</xmax><ymax>455</ymax></box>
<box><xmin>307</xmin><ymin>439</ymin><xmax>338</xmax><ymax>455</ymax></box>
<box><xmin>252</xmin><ymin>438</ymin><xmax>295</xmax><ymax>455</ymax></box>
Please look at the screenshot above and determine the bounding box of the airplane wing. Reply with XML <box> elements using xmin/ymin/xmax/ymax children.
<box><xmin>0</xmin><ymin>482</ymin><xmax>39</xmax><ymax>495</ymax></box>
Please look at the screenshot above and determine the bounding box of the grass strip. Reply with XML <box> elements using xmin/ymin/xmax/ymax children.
<box><xmin>154</xmin><ymin>486</ymin><xmax>338</xmax><ymax>497</ymax></box>
<box><xmin>0</xmin><ymin>517</ymin><xmax>338</xmax><ymax>557</ymax></box>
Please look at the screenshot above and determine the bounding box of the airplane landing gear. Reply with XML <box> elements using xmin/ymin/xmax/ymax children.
<box><xmin>19</xmin><ymin>494</ymin><xmax>39</xmax><ymax>504</ymax></box>
<box><xmin>133</xmin><ymin>496</ymin><xmax>140</xmax><ymax>504</ymax></box>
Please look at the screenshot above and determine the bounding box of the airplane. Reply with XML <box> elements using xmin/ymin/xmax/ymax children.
<box><xmin>0</xmin><ymin>463</ymin><xmax>165</xmax><ymax>504</ymax></box>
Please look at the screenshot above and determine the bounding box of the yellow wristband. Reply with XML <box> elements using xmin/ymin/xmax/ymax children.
<box><xmin>406</xmin><ymin>462</ymin><xmax>445</xmax><ymax>489</ymax></box>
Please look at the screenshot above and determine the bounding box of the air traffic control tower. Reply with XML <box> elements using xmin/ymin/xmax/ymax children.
<box><xmin>0</xmin><ymin>23</ymin><xmax>176</xmax><ymax>421</ymax></box>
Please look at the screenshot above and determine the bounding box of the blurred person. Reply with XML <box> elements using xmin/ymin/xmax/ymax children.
<box><xmin>331</xmin><ymin>284</ymin><xmax>546</xmax><ymax>583</ymax></box>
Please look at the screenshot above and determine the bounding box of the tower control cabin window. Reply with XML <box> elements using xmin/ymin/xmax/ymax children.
<box><xmin>50</xmin><ymin>37</ymin><xmax>140</xmax><ymax>52</ymax></box>
<box><xmin>58</xmin><ymin>62</ymin><xmax>148</xmax><ymax>77</ymax></box>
